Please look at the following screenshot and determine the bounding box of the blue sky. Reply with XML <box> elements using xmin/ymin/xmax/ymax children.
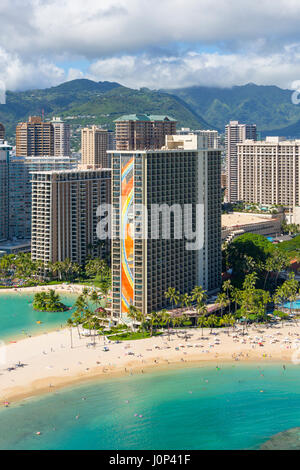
<box><xmin>1</xmin><ymin>0</ymin><xmax>300</xmax><ymax>91</ymax></box>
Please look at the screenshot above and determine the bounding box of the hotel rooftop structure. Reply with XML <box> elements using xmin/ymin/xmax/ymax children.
<box><xmin>31</xmin><ymin>168</ymin><xmax>111</xmax><ymax>266</ymax></box>
<box><xmin>109</xmin><ymin>134</ymin><xmax>221</xmax><ymax>318</ymax></box>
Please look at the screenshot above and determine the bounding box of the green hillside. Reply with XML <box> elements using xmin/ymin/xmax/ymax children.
<box><xmin>0</xmin><ymin>79</ymin><xmax>211</xmax><ymax>150</ymax></box>
<box><xmin>164</xmin><ymin>83</ymin><xmax>300</xmax><ymax>136</ymax></box>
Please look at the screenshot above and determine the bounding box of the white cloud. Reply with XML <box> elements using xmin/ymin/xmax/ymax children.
<box><xmin>1</xmin><ymin>1</ymin><xmax>300</xmax><ymax>90</ymax></box>
<box><xmin>0</xmin><ymin>48</ymin><xmax>65</xmax><ymax>91</ymax></box>
<box><xmin>88</xmin><ymin>51</ymin><xmax>300</xmax><ymax>90</ymax></box>
<box><xmin>1</xmin><ymin>0</ymin><xmax>300</xmax><ymax>58</ymax></box>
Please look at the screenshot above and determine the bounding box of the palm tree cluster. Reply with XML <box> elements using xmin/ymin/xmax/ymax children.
<box><xmin>67</xmin><ymin>288</ymin><xmax>110</xmax><ymax>346</ymax></box>
<box><xmin>0</xmin><ymin>253</ymin><xmax>44</xmax><ymax>282</ymax></box>
<box><xmin>33</xmin><ymin>289</ymin><xmax>67</xmax><ymax>312</ymax></box>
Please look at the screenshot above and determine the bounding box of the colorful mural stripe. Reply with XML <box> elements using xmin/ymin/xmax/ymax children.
<box><xmin>121</xmin><ymin>157</ymin><xmax>134</xmax><ymax>313</ymax></box>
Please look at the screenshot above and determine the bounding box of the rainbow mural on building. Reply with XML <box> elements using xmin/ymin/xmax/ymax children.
<box><xmin>121</xmin><ymin>157</ymin><xmax>134</xmax><ymax>313</ymax></box>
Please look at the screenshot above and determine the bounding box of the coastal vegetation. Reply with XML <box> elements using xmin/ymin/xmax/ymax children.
<box><xmin>0</xmin><ymin>253</ymin><xmax>111</xmax><ymax>293</ymax></box>
<box><xmin>33</xmin><ymin>290</ymin><xmax>68</xmax><ymax>312</ymax></box>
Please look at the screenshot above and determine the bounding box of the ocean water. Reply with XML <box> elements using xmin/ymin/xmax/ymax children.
<box><xmin>0</xmin><ymin>292</ymin><xmax>76</xmax><ymax>341</ymax></box>
<box><xmin>0</xmin><ymin>364</ymin><xmax>300</xmax><ymax>450</ymax></box>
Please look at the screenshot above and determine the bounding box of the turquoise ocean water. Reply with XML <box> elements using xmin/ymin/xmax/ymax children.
<box><xmin>0</xmin><ymin>292</ymin><xmax>76</xmax><ymax>341</ymax></box>
<box><xmin>1</xmin><ymin>364</ymin><xmax>300</xmax><ymax>450</ymax></box>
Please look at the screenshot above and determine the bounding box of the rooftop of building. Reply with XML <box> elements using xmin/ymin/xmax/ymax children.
<box><xmin>30</xmin><ymin>167</ymin><xmax>111</xmax><ymax>175</ymax></box>
<box><xmin>107</xmin><ymin>149</ymin><xmax>198</xmax><ymax>154</ymax></box>
<box><xmin>222</xmin><ymin>212</ymin><xmax>276</xmax><ymax>228</ymax></box>
<box><xmin>0</xmin><ymin>239</ymin><xmax>31</xmax><ymax>250</ymax></box>
<box><xmin>114</xmin><ymin>114</ymin><xmax>177</xmax><ymax>122</ymax></box>
<box><xmin>239</xmin><ymin>136</ymin><xmax>300</xmax><ymax>145</ymax></box>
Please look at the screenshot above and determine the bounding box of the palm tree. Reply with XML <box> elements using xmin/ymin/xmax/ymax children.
<box><xmin>128</xmin><ymin>305</ymin><xmax>144</xmax><ymax>331</ymax></box>
<box><xmin>216</xmin><ymin>292</ymin><xmax>228</xmax><ymax>318</ymax></box>
<box><xmin>160</xmin><ymin>310</ymin><xmax>172</xmax><ymax>340</ymax></box>
<box><xmin>180</xmin><ymin>293</ymin><xmax>191</xmax><ymax>310</ymax></box>
<box><xmin>67</xmin><ymin>318</ymin><xmax>74</xmax><ymax>349</ymax></box>
<box><xmin>220</xmin><ymin>314</ymin><xmax>235</xmax><ymax>335</ymax></box>
<box><xmin>191</xmin><ymin>286</ymin><xmax>207</xmax><ymax>305</ymax></box>
<box><xmin>206</xmin><ymin>315</ymin><xmax>219</xmax><ymax>334</ymax></box>
<box><xmin>197</xmin><ymin>315</ymin><xmax>207</xmax><ymax>337</ymax></box>
<box><xmin>165</xmin><ymin>287</ymin><xmax>180</xmax><ymax>311</ymax></box>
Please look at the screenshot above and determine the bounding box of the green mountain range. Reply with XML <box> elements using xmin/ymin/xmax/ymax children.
<box><xmin>2</xmin><ymin>80</ymin><xmax>300</xmax><ymax>149</ymax></box>
<box><xmin>0</xmin><ymin>79</ymin><xmax>211</xmax><ymax>149</ymax></box>
<box><xmin>164</xmin><ymin>83</ymin><xmax>300</xmax><ymax>137</ymax></box>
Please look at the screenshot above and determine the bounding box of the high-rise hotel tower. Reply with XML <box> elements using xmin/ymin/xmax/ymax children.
<box><xmin>225</xmin><ymin>121</ymin><xmax>257</xmax><ymax>202</ymax></box>
<box><xmin>110</xmin><ymin>134</ymin><xmax>222</xmax><ymax>318</ymax></box>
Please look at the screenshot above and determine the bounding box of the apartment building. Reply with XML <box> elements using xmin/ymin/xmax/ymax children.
<box><xmin>225</xmin><ymin>121</ymin><xmax>257</xmax><ymax>202</ymax></box>
<box><xmin>31</xmin><ymin>169</ymin><xmax>111</xmax><ymax>266</ymax></box>
<box><xmin>52</xmin><ymin>117</ymin><xmax>71</xmax><ymax>157</ymax></box>
<box><xmin>16</xmin><ymin>116</ymin><xmax>71</xmax><ymax>158</ymax></box>
<box><xmin>16</xmin><ymin>116</ymin><xmax>54</xmax><ymax>157</ymax></box>
<box><xmin>177</xmin><ymin>128</ymin><xmax>220</xmax><ymax>148</ymax></box>
<box><xmin>238</xmin><ymin>137</ymin><xmax>300</xmax><ymax>208</ymax></box>
<box><xmin>81</xmin><ymin>126</ymin><xmax>110</xmax><ymax>168</ymax></box>
<box><xmin>110</xmin><ymin>135</ymin><xmax>221</xmax><ymax>318</ymax></box>
<box><xmin>0</xmin><ymin>123</ymin><xmax>5</xmax><ymax>140</ymax></box>
<box><xmin>114</xmin><ymin>114</ymin><xmax>177</xmax><ymax>151</ymax></box>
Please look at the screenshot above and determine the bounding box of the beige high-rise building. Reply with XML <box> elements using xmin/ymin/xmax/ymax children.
<box><xmin>16</xmin><ymin>116</ymin><xmax>54</xmax><ymax>157</ymax></box>
<box><xmin>31</xmin><ymin>169</ymin><xmax>111</xmax><ymax>266</ymax></box>
<box><xmin>177</xmin><ymin>128</ymin><xmax>220</xmax><ymax>148</ymax></box>
<box><xmin>52</xmin><ymin>117</ymin><xmax>70</xmax><ymax>156</ymax></box>
<box><xmin>225</xmin><ymin>121</ymin><xmax>257</xmax><ymax>202</ymax></box>
<box><xmin>110</xmin><ymin>134</ymin><xmax>221</xmax><ymax>318</ymax></box>
<box><xmin>238</xmin><ymin>137</ymin><xmax>300</xmax><ymax>208</ymax></box>
<box><xmin>81</xmin><ymin>126</ymin><xmax>109</xmax><ymax>169</ymax></box>
<box><xmin>114</xmin><ymin>114</ymin><xmax>177</xmax><ymax>151</ymax></box>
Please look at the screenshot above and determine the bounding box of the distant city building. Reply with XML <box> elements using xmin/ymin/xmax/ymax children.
<box><xmin>114</xmin><ymin>114</ymin><xmax>177</xmax><ymax>151</ymax></box>
<box><xmin>238</xmin><ymin>137</ymin><xmax>300</xmax><ymax>209</ymax></box>
<box><xmin>107</xmin><ymin>130</ymin><xmax>115</xmax><ymax>151</ymax></box>
<box><xmin>16</xmin><ymin>116</ymin><xmax>70</xmax><ymax>158</ymax></box>
<box><xmin>31</xmin><ymin>169</ymin><xmax>111</xmax><ymax>266</ymax></box>
<box><xmin>81</xmin><ymin>125</ymin><xmax>110</xmax><ymax>169</ymax></box>
<box><xmin>110</xmin><ymin>134</ymin><xmax>221</xmax><ymax>318</ymax></box>
<box><xmin>16</xmin><ymin>116</ymin><xmax>54</xmax><ymax>157</ymax></box>
<box><xmin>225</xmin><ymin>121</ymin><xmax>257</xmax><ymax>202</ymax></box>
<box><xmin>176</xmin><ymin>128</ymin><xmax>220</xmax><ymax>148</ymax></box>
<box><xmin>0</xmin><ymin>123</ymin><xmax>5</xmax><ymax>140</ymax></box>
<box><xmin>0</xmin><ymin>153</ymin><xmax>78</xmax><ymax>244</ymax></box>
<box><xmin>52</xmin><ymin>117</ymin><xmax>71</xmax><ymax>157</ymax></box>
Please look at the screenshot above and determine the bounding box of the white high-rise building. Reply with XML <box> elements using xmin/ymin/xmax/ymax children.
<box><xmin>225</xmin><ymin>121</ymin><xmax>256</xmax><ymax>202</ymax></box>
<box><xmin>52</xmin><ymin>117</ymin><xmax>71</xmax><ymax>157</ymax></box>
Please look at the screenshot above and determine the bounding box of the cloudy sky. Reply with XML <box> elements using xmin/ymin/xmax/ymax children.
<box><xmin>1</xmin><ymin>0</ymin><xmax>300</xmax><ymax>91</ymax></box>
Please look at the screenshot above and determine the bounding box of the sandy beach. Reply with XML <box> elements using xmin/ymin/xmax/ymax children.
<box><xmin>0</xmin><ymin>283</ymin><xmax>96</xmax><ymax>296</ymax></box>
<box><xmin>1</xmin><ymin>321</ymin><xmax>300</xmax><ymax>406</ymax></box>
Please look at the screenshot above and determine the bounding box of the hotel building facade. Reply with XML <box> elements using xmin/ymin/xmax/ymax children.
<box><xmin>81</xmin><ymin>126</ymin><xmax>110</xmax><ymax>169</ymax></box>
<box><xmin>110</xmin><ymin>135</ymin><xmax>221</xmax><ymax>318</ymax></box>
<box><xmin>225</xmin><ymin>121</ymin><xmax>257</xmax><ymax>202</ymax></box>
<box><xmin>114</xmin><ymin>114</ymin><xmax>177</xmax><ymax>151</ymax></box>
<box><xmin>31</xmin><ymin>169</ymin><xmax>111</xmax><ymax>266</ymax></box>
<box><xmin>16</xmin><ymin>116</ymin><xmax>71</xmax><ymax>157</ymax></box>
<box><xmin>237</xmin><ymin>137</ymin><xmax>300</xmax><ymax>208</ymax></box>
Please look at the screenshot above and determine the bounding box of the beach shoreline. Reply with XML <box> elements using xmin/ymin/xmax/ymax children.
<box><xmin>0</xmin><ymin>283</ymin><xmax>93</xmax><ymax>296</ymax></box>
<box><xmin>0</xmin><ymin>321</ymin><xmax>298</xmax><ymax>407</ymax></box>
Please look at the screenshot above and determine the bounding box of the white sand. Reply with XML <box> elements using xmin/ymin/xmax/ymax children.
<box><xmin>0</xmin><ymin>283</ymin><xmax>97</xmax><ymax>296</ymax></box>
<box><xmin>0</xmin><ymin>322</ymin><xmax>299</xmax><ymax>405</ymax></box>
